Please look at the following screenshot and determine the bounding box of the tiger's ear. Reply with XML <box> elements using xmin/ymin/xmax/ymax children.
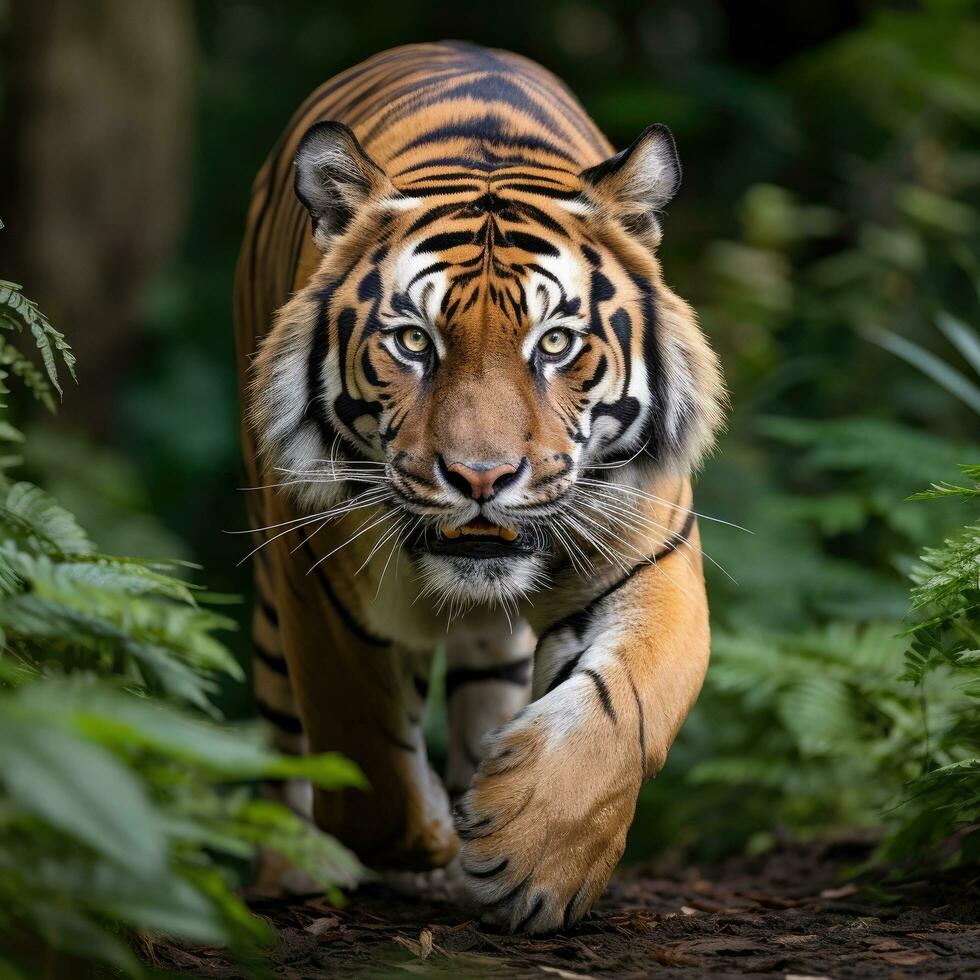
<box><xmin>294</xmin><ymin>121</ymin><xmax>395</xmax><ymax>249</ymax></box>
<box><xmin>579</xmin><ymin>124</ymin><xmax>681</xmax><ymax>239</ymax></box>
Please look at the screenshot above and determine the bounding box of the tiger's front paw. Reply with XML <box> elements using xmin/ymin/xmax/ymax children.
<box><xmin>454</xmin><ymin>682</ymin><xmax>642</xmax><ymax>933</ymax></box>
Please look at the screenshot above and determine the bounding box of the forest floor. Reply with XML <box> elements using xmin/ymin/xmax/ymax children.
<box><xmin>147</xmin><ymin>834</ymin><xmax>980</xmax><ymax>979</ymax></box>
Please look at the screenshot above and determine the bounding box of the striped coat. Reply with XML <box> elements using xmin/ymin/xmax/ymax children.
<box><xmin>235</xmin><ymin>41</ymin><xmax>724</xmax><ymax>933</ymax></box>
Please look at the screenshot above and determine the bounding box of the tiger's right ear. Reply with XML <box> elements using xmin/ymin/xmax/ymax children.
<box><xmin>578</xmin><ymin>124</ymin><xmax>681</xmax><ymax>242</ymax></box>
<box><xmin>294</xmin><ymin>121</ymin><xmax>395</xmax><ymax>249</ymax></box>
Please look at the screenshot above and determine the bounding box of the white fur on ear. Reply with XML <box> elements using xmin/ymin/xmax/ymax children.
<box><xmin>294</xmin><ymin>121</ymin><xmax>388</xmax><ymax>246</ymax></box>
<box><xmin>580</xmin><ymin>124</ymin><xmax>682</xmax><ymax>218</ymax></box>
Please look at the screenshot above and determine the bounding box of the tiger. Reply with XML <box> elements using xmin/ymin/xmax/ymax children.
<box><xmin>234</xmin><ymin>40</ymin><xmax>725</xmax><ymax>933</ymax></box>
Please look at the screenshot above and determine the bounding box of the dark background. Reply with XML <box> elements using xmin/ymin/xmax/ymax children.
<box><xmin>2</xmin><ymin>0</ymin><xmax>978</xmax><ymax>862</ymax></box>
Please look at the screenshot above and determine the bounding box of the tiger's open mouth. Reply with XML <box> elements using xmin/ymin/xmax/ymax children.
<box><xmin>420</xmin><ymin>517</ymin><xmax>536</xmax><ymax>559</ymax></box>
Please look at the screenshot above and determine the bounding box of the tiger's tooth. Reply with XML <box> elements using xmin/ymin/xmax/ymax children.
<box><xmin>500</xmin><ymin>526</ymin><xmax>518</xmax><ymax>542</ymax></box>
<box><xmin>442</xmin><ymin>525</ymin><xmax>461</xmax><ymax>539</ymax></box>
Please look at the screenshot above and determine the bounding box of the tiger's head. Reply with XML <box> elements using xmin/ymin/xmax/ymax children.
<box><xmin>251</xmin><ymin>122</ymin><xmax>724</xmax><ymax>611</ymax></box>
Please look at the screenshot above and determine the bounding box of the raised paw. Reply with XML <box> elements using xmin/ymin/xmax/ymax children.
<box><xmin>454</xmin><ymin>675</ymin><xmax>643</xmax><ymax>933</ymax></box>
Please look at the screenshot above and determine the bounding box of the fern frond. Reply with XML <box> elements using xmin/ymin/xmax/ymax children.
<box><xmin>0</xmin><ymin>280</ymin><xmax>76</xmax><ymax>398</ymax></box>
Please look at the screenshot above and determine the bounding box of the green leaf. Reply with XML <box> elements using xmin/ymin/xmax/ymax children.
<box><xmin>0</xmin><ymin>422</ymin><xmax>24</xmax><ymax>443</ymax></box>
<box><xmin>25</xmin><ymin>858</ymin><xmax>239</xmax><ymax>946</ymax></box>
<box><xmin>936</xmin><ymin>311</ymin><xmax>980</xmax><ymax>376</ymax></box>
<box><xmin>0</xmin><ymin>716</ymin><xmax>167</xmax><ymax>875</ymax></box>
<box><xmin>0</xmin><ymin>482</ymin><xmax>94</xmax><ymax>554</ymax></box>
<box><xmin>778</xmin><ymin>676</ymin><xmax>858</xmax><ymax>756</ymax></box>
<box><xmin>17</xmin><ymin>675</ymin><xmax>365</xmax><ymax>788</ymax></box>
<box><xmin>28</xmin><ymin>904</ymin><xmax>142</xmax><ymax>977</ymax></box>
<box><xmin>863</xmin><ymin>324</ymin><xmax>980</xmax><ymax>416</ymax></box>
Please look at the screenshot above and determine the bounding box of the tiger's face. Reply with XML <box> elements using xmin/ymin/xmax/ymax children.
<box><xmin>252</xmin><ymin>123</ymin><xmax>724</xmax><ymax>611</ymax></box>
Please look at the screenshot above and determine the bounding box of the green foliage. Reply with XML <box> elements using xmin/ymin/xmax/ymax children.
<box><xmin>677</xmin><ymin>468</ymin><xmax>979</xmax><ymax>866</ymax></box>
<box><xmin>0</xmin><ymin>285</ymin><xmax>364</xmax><ymax>978</ymax></box>
<box><xmin>885</xmin><ymin>467</ymin><xmax>980</xmax><ymax>861</ymax></box>
<box><xmin>632</xmin><ymin>2</ymin><xmax>980</xmax><ymax>862</ymax></box>
<box><xmin>0</xmin><ymin>279</ymin><xmax>75</xmax><ymax>409</ymax></box>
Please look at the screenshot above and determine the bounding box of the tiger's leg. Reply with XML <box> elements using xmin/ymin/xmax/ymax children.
<box><xmin>271</xmin><ymin>531</ymin><xmax>457</xmax><ymax>871</ymax></box>
<box><xmin>444</xmin><ymin>617</ymin><xmax>535</xmax><ymax>801</ymax></box>
<box><xmin>381</xmin><ymin>616</ymin><xmax>535</xmax><ymax>899</ymax></box>
<box><xmin>457</xmin><ymin>487</ymin><xmax>710</xmax><ymax>933</ymax></box>
<box><xmin>252</xmin><ymin>550</ymin><xmax>311</xmax><ymax>816</ymax></box>
<box><xmin>249</xmin><ymin>549</ymin><xmax>322</xmax><ymax>895</ymax></box>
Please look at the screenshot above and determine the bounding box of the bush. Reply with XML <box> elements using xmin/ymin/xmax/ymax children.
<box><xmin>0</xmin><ymin>276</ymin><xmax>364</xmax><ymax>978</ymax></box>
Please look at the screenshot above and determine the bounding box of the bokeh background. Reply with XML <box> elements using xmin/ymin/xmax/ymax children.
<box><xmin>2</xmin><ymin>0</ymin><xmax>978</xmax><ymax>865</ymax></box>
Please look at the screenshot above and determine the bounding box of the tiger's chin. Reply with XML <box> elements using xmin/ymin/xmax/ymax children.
<box><xmin>411</xmin><ymin>549</ymin><xmax>549</xmax><ymax>618</ymax></box>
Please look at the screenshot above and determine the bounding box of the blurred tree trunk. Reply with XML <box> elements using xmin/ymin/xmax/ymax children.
<box><xmin>0</xmin><ymin>0</ymin><xmax>196</xmax><ymax>435</ymax></box>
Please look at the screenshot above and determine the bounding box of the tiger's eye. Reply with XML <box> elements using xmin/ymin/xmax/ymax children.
<box><xmin>399</xmin><ymin>327</ymin><xmax>431</xmax><ymax>354</ymax></box>
<box><xmin>539</xmin><ymin>328</ymin><xmax>572</xmax><ymax>356</ymax></box>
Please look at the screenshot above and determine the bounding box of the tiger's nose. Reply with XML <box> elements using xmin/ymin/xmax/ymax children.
<box><xmin>438</xmin><ymin>457</ymin><xmax>526</xmax><ymax>501</ymax></box>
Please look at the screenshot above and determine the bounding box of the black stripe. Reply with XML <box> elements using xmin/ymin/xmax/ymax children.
<box><xmin>464</xmin><ymin>857</ymin><xmax>508</xmax><ymax>879</ymax></box>
<box><xmin>581</xmin><ymin>354</ymin><xmax>608</xmax><ymax>393</ymax></box>
<box><xmin>299</xmin><ymin>538</ymin><xmax>390</xmax><ymax>648</ymax></box>
<box><xmin>404</xmin><ymin>202</ymin><xmax>470</xmax><ymax>236</ymax></box>
<box><xmin>380</xmin><ymin>726</ymin><xmax>416</xmax><ymax>753</ymax></box>
<box><xmin>491</xmin><ymin>872</ymin><xmax>531</xmax><ymax>912</ymax></box>
<box><xmin>256</xmin><ymin>699</ymin><xmax>303</xmax><ymax>735</ymax></box>
<box><xmin>393</xmin><ymin>117</ymin><xmax>577</xmax><ymax>163</ymax></box>
<box><xmin>405</xmin><ymin>170</ymin><xmax>495</xmax><ymax>185</ymax></box>
<box><xmin>545</xmin><ymin>647</ymin><xmax>588</xmax><ymax>694</ymax></box>
<box><xmin>458</xmin><ymin>790</ymin><xmax>533</xmax><ymax>842</ymax></box>
<box><xmin>515</xmin><ymin>895</ymin><xmax>544</xmax><ymax>933</ymax></box>
<box><xmin>501</xmin><ymin>231</ymin><xmax>560</xmax><ymax>256</ymax></box>
<box><xmin>563</xmin><ymin>885</ymin><xmax>584</xmax><ymax>930</ymax></box>
<box><xmin>394</xmin><ymin>155</ymin><xmax>577</xmax><ymax>177</ymax></box>
<box><xmin>445</xmin><ymin>657</ymin><xmax>532</xmax><ymax>699</ymax></box>
<box><xmin>654</xmin><ymin>508</ymin><xmax>696</xmax><ymax>562</ymax></box>
<box><xmin>254</xmin><ymin>641</ymin><xmax>289</xmax><ymax>676</ymax></box>
<box><xmin>582</xmin><ymin>668</ymin><xmax>616</xmax><ymax>722</ymax></box>
<box><xmin>496</xmin><ymin>182</ymin><xmax>580</xmax><ymax>200</ymax></box>
<box><xmin>407</xmin><ymin>183</ymin><xmax>482</xmax><ymax>197</ymax></box>
<box><xmin>628</xmin><ymin>674</ymin><xmax>647</xmax><ymax>779</ymax></box>
<box><xmin>508</xmin><ymin>199</ymin><xmax>571</xmax><ymax>237</ymax></box>
<box><xmin>258</xmin><ymin>597</ymin><xmax>279</xmax><ymax>627</ymax></box>
<box><xmin>539</xmin><ymin>510</ymin><xmax>697</xmax><ymax>647</ymax></box>
<box><xmin>414</xmin><ymin>230</ymin><xmax>476</xmax><ymax>254</ymax></box>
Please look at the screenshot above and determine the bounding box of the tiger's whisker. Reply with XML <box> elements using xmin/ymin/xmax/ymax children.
<box><xmin>237</xmin><ymin>510</ymin><xmax>334</xmax><ymax>565</ymax></box>
<box><xmin>577</xmin><ymin>478</ymin><xmax>751</xmax><ymax>533</ymax></box>
<box><xmin>576</xmin><ymin>489</ymin><xmax>738</xmax><ymax>585</ymax></box>
<box><xmin>306</xmin><ymin>508</ymin><xmax>399</xmax><ymax>573</ymax></box>
<box><xmin>287</xmin><ymin>490</ymin><xmax>394</xmax><ymax>554</ymax></box>
<box><xmin>356</xmin><ymin>514</ymin><xmax>407</xmax><ymax>576</ymax></box>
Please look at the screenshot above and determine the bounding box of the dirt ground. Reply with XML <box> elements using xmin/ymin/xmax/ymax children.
<box><xmin>147</xmin><ymin>836</ymin><xmax>980</xmax><ymax>979</ymax></box>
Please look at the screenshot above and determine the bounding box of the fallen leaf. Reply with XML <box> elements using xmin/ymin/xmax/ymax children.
<box><xmin>682</xmin><ymin>936</ymin><xmax>768</xmax><ymax>955</ymax></box>
<box><xmin>304</xmin><ymin>915</ymin><xmax>341</xmax><ymax>937</ymax></box>
<box><xmin>820</xmin><ymin>882</ymin><xmax>858</xmax><ymax>899</ymax></box>
<box><xmin>393</xmin><ymin>935</ymin><xmax>423</xmax><ymax>958</ymax></box>
<box><xmin>881</xmin><ymin>950</ymin><xmax>934</xmax><ymax>966</ymax></box>
<box><xmin>771</xmin><ymin>934</ymin><xmax>819</xmax><ymax>947</ymax></box>
<box><xmin>737</xmin><ymin>890</ymin><xmax>798</xmax><ymax>909</ymax></box>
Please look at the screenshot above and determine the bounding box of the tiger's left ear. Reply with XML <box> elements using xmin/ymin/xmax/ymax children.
<box><xmin>579</xmin><ymin>124</ymin><xmax>681</xmax><ymax>239</ymax></box>
<box><xmin>294</xmin><ymin>121</ymin><xmax>398</xmax><ymax>250</ymax></box>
